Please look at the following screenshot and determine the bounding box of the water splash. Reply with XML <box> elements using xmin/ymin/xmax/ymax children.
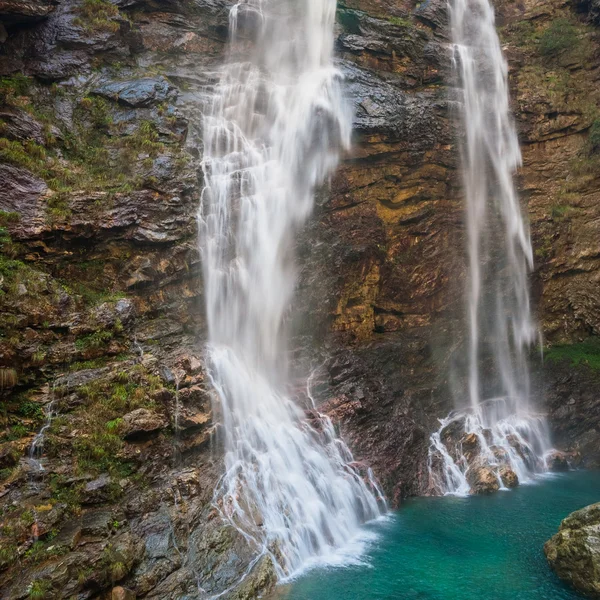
<box><xmin>199</xmin><ymin>0</ymin><xmax>383</xmax><ymax>578</ymax></box>
<box><xmin>428</xmin><ymin>0</ymin><xmax>552</xmax><ymax>494</ymax></box>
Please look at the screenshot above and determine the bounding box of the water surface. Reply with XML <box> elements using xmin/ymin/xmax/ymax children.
<box><xmin>286</xmin><ymin>470</ymin><xmax>600</xmax><ymax>600</ymax></box>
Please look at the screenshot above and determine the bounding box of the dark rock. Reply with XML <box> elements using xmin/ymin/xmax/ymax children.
<box><xmin>83</xmin><ymin>473</ymin><xmax>113</xmax><ymax>504</ymax></box>
<box><xmin>545</xmin><ymin>503</ymin><xmax>600</xmax><ymax>598</ymax></box>
<box><xmin>52</xmin><ymin>520</ymin><xmax>82</xmax><ymax>550</ymax></box>
<box><xmin>93</xmin><ymin>77</ymin><xmax>175</xmax><ymax>108</ymax></box>
<box><xmin>0</xmin><ymin>107</ymin><xmax>45</xmax><ymax>144</ymax></box>
<box><xmin>545</xmin><ymin>450</ymin><xmax>571</xmax><ymax>472</ymax></box>
<box><xmin>0</xmin><ymin>164</ymin><xmax>48</xmax><ymax>237</ymax></box>
<box><xmin>414</xmin><ymin>0</ymin><xmax>449</xmax><ymax>31</ymax></box>
<box><xmin>82</xmin><ymin>508</ymin><xmax>114</xmax><ymax>536</ymax></box>
<box><xmin>0</xmin><ymin>0</ymin><xmax>57</xmax><ymax>26</ymax></box>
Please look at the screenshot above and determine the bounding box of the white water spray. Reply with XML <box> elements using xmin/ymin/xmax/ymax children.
<box><xmin>428</xmin><ymin>0</ymin><xmax>552</xmax><ymax>495</ymax></box>
<box><xmin>199</xmin><ymin>0</ymin><xmax>383</xmax><ymax>578</ymax></box>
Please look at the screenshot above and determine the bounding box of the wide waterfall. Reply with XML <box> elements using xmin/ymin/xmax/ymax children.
<box><xmin>428</xmin><ymin>0</ymin><xmax>552</xmax><ymax>495</ymax></box>
<box><xmin>199</xmin><ymin>0</ymin><xmax>383</xmax><ymax>579</ymax></box>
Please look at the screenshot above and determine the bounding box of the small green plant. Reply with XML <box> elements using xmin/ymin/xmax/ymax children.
<box><xmin>0</xmin><ymin>74</ymin><xmax>31</xmax><ymax>102</ymax></box>
<box><xmin>550</xmin><ymin>204</ymin><xmax>573</xmax><ymax>221</ymax></box>
<box><xmin>102</xmin><ymin>544</ymin><xmax>128</xmax><ymax>582</ymax></box>
<box><xmin>106</xmin><ymin>417</ymin><xmax>123</xmax><ymax>432</ymax></box>
<box><xmin>17</xmin><ymin>399</ymin><xmax>43</xmax><ymax>420</ymax></box>
<box><xmin>75</xmin><ymin>330</ymin><xmax>113</xmax><ymax>351</ymax></box>
<box><xmin>0</xmin><ymin>543</ymin><xmax>18</xmax><ymax>568</ymax></box>
<box><xmin>27</xmin><ymin>578</ymin><xmax>52</xmax><ymax>600</ymax></box>
<box><xmin>539</xmin><ymin>19</ymin><xmax>579</xmax><ymax>58</ymax></box>
<box><xmin>5</xmin><ymin>422</ymin><xmax>29</xmax><ymax>440</ymax></box>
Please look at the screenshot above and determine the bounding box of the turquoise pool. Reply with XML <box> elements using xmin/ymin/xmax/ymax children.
<box><xmin>286</xmin><ymin>470</ymin><xmax>600</xmax><ymax>600</ymax></box>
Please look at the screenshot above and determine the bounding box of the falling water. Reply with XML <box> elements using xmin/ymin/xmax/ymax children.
<box><xmin>428</xmin><ymin>0</ymin><xmax>552</xmax><ymax>495</ymax></box>
<box><xmin>199</xmin><ymin>0</ymin><xmax>383</xmax><ymax>578</ymax></box>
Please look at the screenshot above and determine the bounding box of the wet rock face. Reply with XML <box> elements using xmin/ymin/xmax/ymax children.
<box><xmin>545</xmin><ymin>503</ymin><xmax>600</xmax><ymax>598</ymax></box>
<box><xmin>297</xmin><ymin>0</ymin><xmax>600</xmax><ymax>503</ymax></box>
<box><xmin>1</xmin><ymin>0</ymin><xmax>600</xmax><ymax>596</ymax></box>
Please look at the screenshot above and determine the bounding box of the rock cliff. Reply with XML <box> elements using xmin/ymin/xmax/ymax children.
<box><xmin>0</xmin><ymin>0</ymin><xmax>599</xmax><ymax>597</ymax></box>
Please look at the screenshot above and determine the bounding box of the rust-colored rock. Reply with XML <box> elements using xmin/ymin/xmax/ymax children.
<box><xmin>112</xmin><ymin>587</ymin><xmax>136</xmax><ymax>600</ymax></box>
<box><xmin>499</xmin><ymin>467</ymin><xmax>519</xmax><ymax>489</ymax></box>
<box><xmin>467</xmin><ymin>466</ymin><xmax>501</xmax><ymax>495</ymax></box>
<box><xmin>122</xmin><ymin>408</ymin><xmax>167</xmax><ymax>439</ymax></box>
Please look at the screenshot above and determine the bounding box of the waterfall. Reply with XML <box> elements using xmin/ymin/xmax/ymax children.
<box><xmin>428</xmin><ymin>0</ymin><xmax>552</xmax><ymax>495</ymax></box>
<box><xmin>199</xmin><ymin>0</ymin><xmax>383</xmax><ymax>578</ymax></box>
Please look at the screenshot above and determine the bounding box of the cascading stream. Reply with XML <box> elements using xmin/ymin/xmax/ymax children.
<box><xmin>199</xmin><ymin>0</ymin><xmax>383</xmax><ymax>578</ymax></box>
<box><xmin>428</xmin><ymin>0</ymin><xmax>552</xmax><ymax>495</ymax></box>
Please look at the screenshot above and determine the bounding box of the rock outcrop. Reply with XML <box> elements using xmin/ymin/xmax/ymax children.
<box><xmin>545</xmin><ymin>503</ymin><xmax>600</xmax><ymax>598</ymax></box>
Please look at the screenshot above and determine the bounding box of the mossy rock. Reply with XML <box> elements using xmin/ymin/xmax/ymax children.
<box><xmin>545</xmin><ymin>503</ymin><xmax>600</xmax><ymax>598</ymax></box>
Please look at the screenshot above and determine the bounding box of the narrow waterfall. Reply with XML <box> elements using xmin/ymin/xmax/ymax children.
<box><xmin>199</xmin><ymin>0</ymin><xmax>383</xmax><ymax>578</ymax></box>
<box><xmin>428</xmin><ymin>0</ymin><xmax>552</xmax><ymax>495</ymax></box>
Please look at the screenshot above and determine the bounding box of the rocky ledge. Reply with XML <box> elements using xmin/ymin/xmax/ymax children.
<box><xmin>545</xmin><ymin>502</ymin><xmax>600</xmax><ymax>598</ymax></box>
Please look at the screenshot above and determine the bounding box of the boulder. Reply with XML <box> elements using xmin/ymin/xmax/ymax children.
<box><xmin>467</xmin><ymin>465</ymin><xmax>500</xmax><ymax>494</ymax></box>
<box><xmin>499</xmin><ymin>466</ymin><xmax>519</xmax><ymax>488</ymax></box>
<box><xmin>122</xmin><ymin>408</ymin><xmax>167</xmax><ymax>439</ymax></box>
<box><xmin>545</xmin><ymin>450</ymin><xmax>571</xmax><ymax>472</ymax></box>
<box><xmin>545</xmin><ymin>503</ymin><xmax>600</xmax><ymax>598</ymax></box>
<box><xmin>112</xmin><ymin>587</ymin><xmax>136</xmax><ymax>600</ymax></box>
<box><xmin>460</xmin><ymin>432</ymin><xmax>480</xmax><ymax>461</ymax></box>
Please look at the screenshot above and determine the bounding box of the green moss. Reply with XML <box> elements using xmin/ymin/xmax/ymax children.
<box><xmin>48</xmin><ymin>474</ymin><xmax>83</xmax><ymax>513</ymax></box>
<box><xmin>61</xmin><ymin>279</ymin><xmax>125</xmax><ymax>306</ymax></box>
<box><xmin>0</xmin><ymin>542</ymin><xmax>18</xmax><ymax>569</ymax></box>
<box><xmin>4</xmin><ymin>422</ymin><xmax>29</xmax><ymax>441</ymax></box>
<box><xmin>75</xmin><ymin>330</ymin><xmax>113</xmax><ymax>351</ymax></box>
<box><xmin>545</xmin><ymin>337</ymin><xmax>600</xmax><ymax>370</ymax></box>
<box><xmin>23</xmin><ymin>540</ymin><xmax>68</xmax><ymax>565</ymax></box>
<box><xmin>123</xmin><ymin>120</ymin><xmax>166</xmax><ymax>158</ymax></box>
<box><xmin>80</xmin><ymin>95</ymin><xmax>112</xmax><ymax>129</ymax></box>
<box><xmin>588</xmin><ymin>119</ymin><xmax>600</xmax><ymax>154</ymax></box>
<box><xmin>75</xmin><ymin>0</ymin><xmax>120</xmax><ymax>34</ymax></box>
<box><xmin>0</xmin><ymin>211</ymin><xmax>20</xmax><ymax>227</ymax></box>
<box><xmin>73</xmin><ymin>431</ymin><xmax>123</xmax><ymax>474</ymax></box>
<box><xmin>550</xmin><ymin>203</ymin><xmax>575</xmax><ymax>221</ymax></box>
<box><xmin>0</xmin><ymin>74</ymin><xmax>31</xmax><ymax>102</ymax></box>
<box><xmin>0</xmin><ymin>137</ymin><xmax>47</xmax><ymax>172</ymax></box>
<box><xmin>51</xmin><ymin>367</ymin><xmax>163</xmax><ymax>479</ymax></box>
<box><xmin>540</xmin><ymin>19</ymin><xmax>579</xmax><ymax>57</ymax></box>
<box><xmin>387</xmin><ymin>16</ymin><xmax>412</xmax><ymax>27</ymax></box>
<box><xmin>69</xmin><ymin>353</ymin><xmax>128</xmax><ymax>372</ymax></box>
